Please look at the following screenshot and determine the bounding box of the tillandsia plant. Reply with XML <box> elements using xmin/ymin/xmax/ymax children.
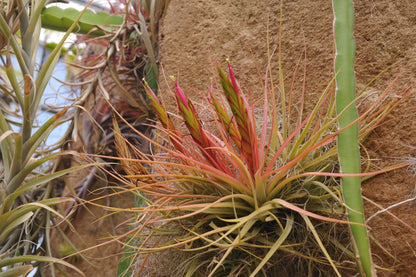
<box><xmin>0</xmin><ymin>0</ymin><xmax>93</xmax><ymax>276</ymax></box>
<box><xmin>108</xmin><ymin>56</ymin><xmax>407</xmax><ymax>276</ymax></box>
<box><xmin>54</xmin><ymin>0</ymin><xmax>167</xmax><ymax>204</ymax></box>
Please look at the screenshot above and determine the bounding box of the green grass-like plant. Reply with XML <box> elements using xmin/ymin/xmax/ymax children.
<box><xmin>0</xmin><ymin>1</ymin><xmax>94</xmax><ymax>275</ymax></box>
<box><xmin>108</xmin><ymin>54</ymin><xmax>405</xmax><ymax>276</ymax></box>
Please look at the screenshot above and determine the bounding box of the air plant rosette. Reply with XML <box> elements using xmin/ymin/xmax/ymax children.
<box><xmin>112</xmin><ymin>60</ymin><xmax>406</xmax><ymax>276</ymax></box>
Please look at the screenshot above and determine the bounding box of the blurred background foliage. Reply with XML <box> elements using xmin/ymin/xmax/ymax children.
<box><xmin>0</xmin><ymin>0</ymin><xmax>168</xmax><ymax>276</ymax></box>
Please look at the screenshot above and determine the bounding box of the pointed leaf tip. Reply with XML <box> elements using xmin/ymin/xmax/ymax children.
<box><xmin>144</xmin><ymin>81</ymin><xmax>158</xmax><ymax>100</ymax></box>
<box><xmin>142</xmin><ymin>78</ymin><xmax>148</xmax><ymax>86</ymax></box>
<box><xmin>174</xmin><ymin>81</ymin><xmax>188</xmax><ymax>108</ymax></box>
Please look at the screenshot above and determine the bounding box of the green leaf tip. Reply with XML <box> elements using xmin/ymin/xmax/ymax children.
<box><xmin>142</xmin><ymin>78</ymin><xmax>149</xmax><ymax>87</ymax></box>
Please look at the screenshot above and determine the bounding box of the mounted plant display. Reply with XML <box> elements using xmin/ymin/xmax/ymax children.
<box><xmin>106</xmin><ymin>53</ymin><xmax>409</xmax><ymax>276</ymax></box>
<box><xmin>2</xmin><ymin>0</ymin><xmax>411</xmax><ymax>276</ymax></box>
